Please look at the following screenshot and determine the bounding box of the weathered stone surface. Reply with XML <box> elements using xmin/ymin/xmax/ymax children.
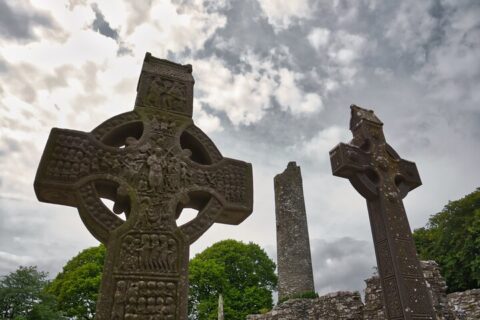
<box><xmin>421</xmin><ymin>261</ymin><xmax>456</xmax><ymax>320</ymax></box>
<box><xmin>330</xmin><ymin>105</ymin><xmax>436</xmax><ymax>319</ymax></box>
<box><xmin>274</xmin><ymin>161</ymin><xmax>315</xmax><ymax>301</ymax></box>
<box><xmin>364</xmin><ymin>275</ymin><xmax>386</xmax><ymax>320</ymax></box>
<box><xmin>34</xmin><ymin>53</ymin><xmax>253</xmax><ymax>320</ymax></box>
<box><xmin>447</xmin><ymin>289</ymin><xmax>480</xmax><ymax>320</ymax></box>
<box><xmin>247</xmin><ymin>291</ymin><xmax>364</xmax><ymax>320</ymax></box>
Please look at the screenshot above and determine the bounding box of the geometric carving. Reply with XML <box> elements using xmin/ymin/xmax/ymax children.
<box><xmin>34</xmin><ymin>53</ymin><xmax>253</xmax><ymax>320</ymax></box>
<box><xmin>330</xmin><ymin>105</ymin><xmax>436</xmax><ymax>319</ymax></box>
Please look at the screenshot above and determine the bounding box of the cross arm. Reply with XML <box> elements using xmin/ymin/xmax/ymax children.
<box><xmin>34</xmin><ymin>127</ymin><xmax>125</xmax><ymax>243</ymax></box>
<box><xmin>395</xmin><ymin>158</ymin><xmax>422</xmax><ymax>198</ymax></box>
<box><xmin>330</xmin><ymin>142</ymin><xmax>370</xmax><ymax>178</ymax></box>
<box><xmin>34</xmin><ymin>128</ymin><xmax>91</xmax><ymax>206</ymax></box>
<box><xmin>179</xmin><ymin>158</ymin><xmax>253</xmax><ymax>244</ymax></box>
<box><xmin>209</xmin><ymin>158</ymin><xmax>253</xmax><ymax>224</ymax></box>
<box><xmin>330</xmin><ymin>143</ymin><xmax>379</xmax><ymax>199</ymax></box>
<box><xmin>189</xmin><ymin>158</ymin><xmax>253</xmax><ymax>225</ymax></box>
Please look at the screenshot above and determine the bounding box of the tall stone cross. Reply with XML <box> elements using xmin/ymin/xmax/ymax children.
<box><xmin>329</xmin><ymin>105</ymin><xmax>436</xmax><ymax>319</ymax></box>
<box><xmin>34</xmin><ymin>52</ymin><xmax>253</xmax><ymax>320</ymax></box>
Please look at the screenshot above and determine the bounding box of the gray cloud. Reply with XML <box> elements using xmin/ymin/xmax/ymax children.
<box><xmin>91</xmin><ymin>3</ymin><xmax>118</xmax><ymax>40</ymax></box>
<box><xmin>0</xmin><ymin>0</ymin><xmax>56</xmax><ymax>41</ymax></box>
<box><xmin>0</xmin><ymin>56</ymin><xmax>7</xmax><ymax>73</ymax></box>
<box><xmin>0</xmin><ymin>136</ymin><xmax>20</xmax><ymax>157</ymax></box>
<box><xmin>89</xmin><ymin>3</ymin><xmax>133</xmax><ymax>56</ymax></box>
<box><xmin>0</xmin><ymin>198</ymin><xmax>98</xmax><ymax>277</ymax></box>
<box><xmin>310</xmin><ymin>237</ymin><xmax>375</xmax><ymax>295</ymax></box>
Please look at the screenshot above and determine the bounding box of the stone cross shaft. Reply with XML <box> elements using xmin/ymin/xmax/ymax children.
<box><xmin>34</xmin><ymin>53</ymin><xmax>253</xmax><ymax>320</ymax></box>
<box><xmin>329</xmin><ymin>105</ymin><xmax>436</xmax><ymax>320</ymax></box>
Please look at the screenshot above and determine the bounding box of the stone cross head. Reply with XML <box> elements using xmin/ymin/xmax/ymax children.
<box><xmin>34</xmin><ymin>53</ymin><xmax>253</xmax><ymax>320</ymax></box>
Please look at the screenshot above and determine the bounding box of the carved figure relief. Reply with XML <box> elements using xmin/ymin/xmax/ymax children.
<box><xmin>117</xmin><ymin>233</ymin><xmax>178</xmax><ymax>273</ymax></box>
<box><xmin>34</xmin><ymin>53</ymin><xmax>253</xmax><ymax>320</ymax></box>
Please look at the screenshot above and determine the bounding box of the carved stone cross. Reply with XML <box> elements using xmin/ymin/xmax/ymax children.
<box><xmin>330</xmin><ymin>105</ymin><xmax>436</xmax><ymax>319</ymax></box>
<box><xmin>34</xmin><ymin>53</ymin><xmax>253</xmax><ymax>320</ymax></box>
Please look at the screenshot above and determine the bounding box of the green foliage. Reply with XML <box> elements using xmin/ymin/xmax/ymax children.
<box><xmin>46</xmin><ymin>244</ymin><xmax>106</xmax><ymax>319</ymax></box>
<box><xmin>188</xmin><ymin>240</ymin><xmax>277</xmax><ymax>320</ymax></box>
<box><xmin>0</xmin><ymin>265</ymin><xmax>63</xmax><ymax>319</ymax></box>
<box><xmin>413</xmin><ymin>188</ymin><xmax>480</xmax><ymax>293</ymax></box>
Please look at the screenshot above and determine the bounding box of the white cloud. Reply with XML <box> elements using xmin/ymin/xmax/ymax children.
<box><xmin>275</xmin><ymin>68</ymin><xmax>323</xmax><ymax>114</ymax></box>
<box><xmin>126</xmin><ymin>0</ymin><xmax>227</xmax><ymax>57</ymax></box>
<box><xmin>192</xmin><ymin>101</ymin><xmax>223</xmax><ymax>134</ymax></box>
<box><xmin>328</xmin><ymin>31</ymin><xmax>365</xmax><ymax>66</ymax></box>
<box><xmin>193</xmin><ymin>53</ymin><xmax>324</xmax><ymax>126</ymax></box>
<box><xmin>306</xmin><ymin>29</ymin><xmax>367</xmax><ymax>90</ymax></box>
<box><xmin>308</xmin><ymin>27</ymin><xmax>330</xmax><ymax>50</ymax></box>
<box><xmin>192</xmin><ymin>55</ymin><xmax>276</xmax><ymax>125</ymax></box>
<box><xmin>298</xmin><ymin>126</ymin><xmax>350</xmax><ymax>162</ymax></box>
<box><xmin>258</xmin><ymin>0</ymin><xmax>312</xmax><ymax>31</ymax></box>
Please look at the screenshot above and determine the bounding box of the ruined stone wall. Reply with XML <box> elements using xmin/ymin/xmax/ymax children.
<box><xmin>363</xmin><ymin>261</ymin><xmax>456</xmax><ymax>320</ymax></box>
<box><xmin>448</xmin><ymin>289</ymin><xmax>480</xmax><ymax>320</ymax></box>
<box><xmin>363</xmin><ymin>276</ymin><xmax>385</xmax><ymax>320</ymax></box>
<box><xmin>247</xmin><ymin>261</ymin><xmax>479</xmax><ymax>320</ymax></box>
<box><xmin>246</xmin><ymin>291</ymin><xmax>363</xmax><ymax>320</ymax></box>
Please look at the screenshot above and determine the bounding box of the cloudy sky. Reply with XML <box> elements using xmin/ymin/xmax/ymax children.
<box><xmin>1</xmin><ymin>0</ymin><xmax>479</xmax><ymax>297</ymax></box>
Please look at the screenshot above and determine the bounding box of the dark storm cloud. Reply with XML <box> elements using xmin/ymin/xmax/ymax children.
<box><xmin>91</xmin><ymin>3</ymin><xmax>119</xmax><ymax>40</ymax></box>
<box><xmin>0</xmin><ymin>0</ymin><xmax>56</xmax><ymax>41</ymax></box>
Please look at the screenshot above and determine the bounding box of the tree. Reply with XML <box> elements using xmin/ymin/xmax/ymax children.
<box><xmin>0</xmin><ymin>265</ymin><xmax>62</xmax><ymax>319</ymax></box>
<box><xmin>413</xmin><ymin>187</ymin><xmax>480</xmax><ymax>293</ymax></box>
<box><xmin>46</xmin><ymin>244</ymin><xmax>106</xmax><ymax>319</ymax></box>
<box><xmin>188</xmin><ymin>240</ymin><xmax>277</xmax><ymax>320</ymax></box>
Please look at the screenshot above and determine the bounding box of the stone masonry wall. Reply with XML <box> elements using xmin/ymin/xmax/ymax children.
<box><xmin>448</xmin><ymin>289</ymin><xmax>480</xmax><ymax>320</ymax></box>
<box><xmin>246</xmin><ymin>291</ymin><xmax>363</xmax><ymax>320</ymax></box>
<box><xmin>247</xmin><ymin>261</ymin><xmax>479</xmax><ymax>320</ymax></box>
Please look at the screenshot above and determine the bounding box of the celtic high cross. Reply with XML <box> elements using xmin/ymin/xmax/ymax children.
<box><xmin>34</xmin><ymin>53</ymin><xmax>253</xmax><ymax>320</ymax></box>
<box><xmin>330</xmin><ymin>105</ymin><xmax>436</xmax><ymax>319</ymax></box>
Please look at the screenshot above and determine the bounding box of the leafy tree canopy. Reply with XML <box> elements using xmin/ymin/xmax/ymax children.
<box><xmin>46</xmin><ymin>244</ymin><xmax>106</xmax><ymax>319</ymax></box>
<box><xmin>413</xmin><ymin>187</ymin><xmax>480</xmax><ymax>293</ymax></box>
<box><xmin>0</xmin><ymin>265</ymin><xmax>63</xmax><ymax>319</ymax></box>
<box><xmin>188</xmin><ymin>239</ymin><xmax>277</xmax><ymax>320</ymax></box>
